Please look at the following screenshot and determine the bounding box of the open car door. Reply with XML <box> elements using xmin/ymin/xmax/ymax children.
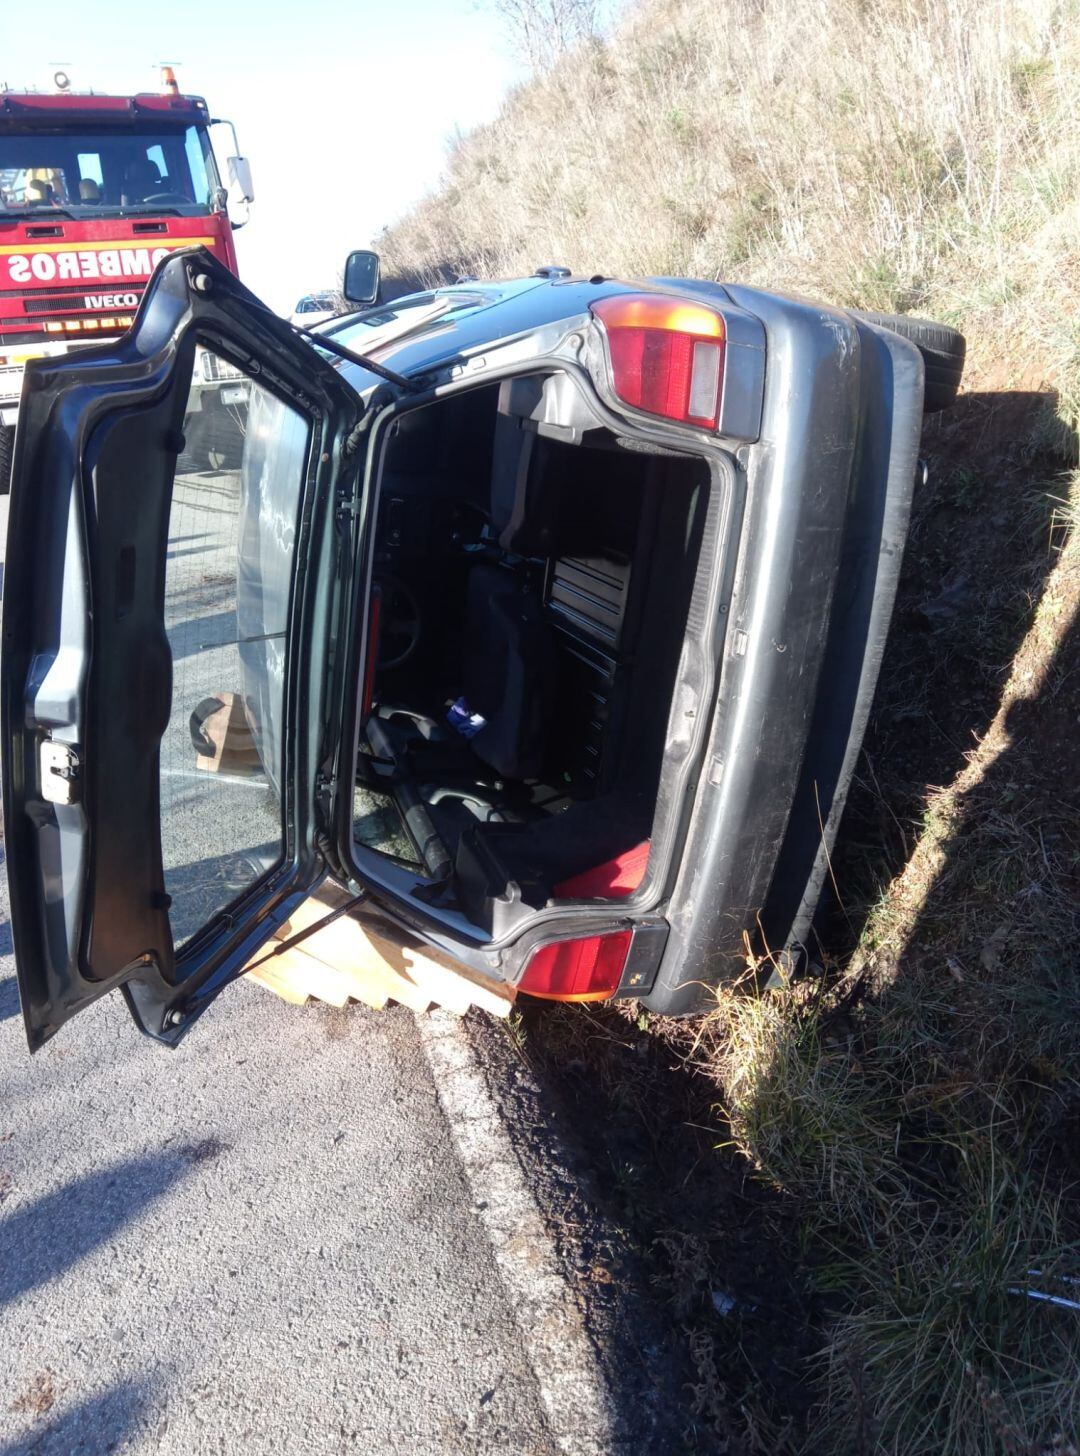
<box><xmin>2</xmin><ymin>250</ymin><xmax>369</xmax><ymax>1049</ymax></box>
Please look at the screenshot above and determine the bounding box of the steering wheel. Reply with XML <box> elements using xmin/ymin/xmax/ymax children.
<box><xmin>376</xmin><ymin>575</ymin><xmax>422</xmax><ymax>670</ymax></box>
<box><xmin>141</xmin><ymin>191</ymin><xmax>191</xmax><ymax>205</ymax></box>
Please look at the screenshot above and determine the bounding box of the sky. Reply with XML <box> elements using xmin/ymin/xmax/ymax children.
<box><xmin>2</xmin><ymin>0</ymin><xmax>522</xmax><ymax>311</ymax></box>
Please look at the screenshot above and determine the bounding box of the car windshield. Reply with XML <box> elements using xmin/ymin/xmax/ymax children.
<box><xmin>0</xmin><ymin>125</ymin><xmax>220</xmax><ymax>217</ymax></box>
<box><xmin>295</xmin><ymin>295</ymin><xmax>335</xmax><ymax>314</ymax></box>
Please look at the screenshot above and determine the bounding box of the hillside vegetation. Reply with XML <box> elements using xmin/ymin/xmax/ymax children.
<box><xmin>384</xmin><ymin>3</ymin><xmax>1080</xmax><ymax>1452</ymax></box>
<box><xmin>383</xmin><ymin>0</ymin><xmax>1078</xmax><ymax>438</ymax></box>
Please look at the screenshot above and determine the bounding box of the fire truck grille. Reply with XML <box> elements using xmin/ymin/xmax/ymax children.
<box><xmin>23</xmin><ymin>296</ymin><xmax>88</xmax><ymax>315</ymax></box>
<box><xmin>21</xmin><ymin>289</ymin><xmax>146</xmax><ymax>316</ymax></box>
<box><xmin>8</xmin><ymin>284</ymin><xmax>99</xmax><ymax>298</ymax></box>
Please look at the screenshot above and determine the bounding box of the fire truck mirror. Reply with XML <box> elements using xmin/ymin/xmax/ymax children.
<box><xmin>227</xmin><ymin>156</ymin><xmax>255</xmax><ymax>206</ymax></box>
<box><xmin>344</xmin><ymin>250</ymin><xmax>381</xmax><ymax>307</ymax></box>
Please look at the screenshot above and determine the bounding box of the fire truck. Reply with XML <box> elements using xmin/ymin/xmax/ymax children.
<box><xmin>0</xmin><ymin>68</ymin><xmax>253</xmax><ymax>484</ymax></box>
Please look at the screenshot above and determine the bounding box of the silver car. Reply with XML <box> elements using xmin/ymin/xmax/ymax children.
<box><xmin>2</xmin><ymin>247</ymin><xmax>963</xmax><ymax>1046</ymax></box>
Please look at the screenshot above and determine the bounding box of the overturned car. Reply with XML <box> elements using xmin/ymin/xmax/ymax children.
<box><xmin>2</xmin><ymin>249</ymin><xmax>964</xmax><ymax>1047</ymax></box>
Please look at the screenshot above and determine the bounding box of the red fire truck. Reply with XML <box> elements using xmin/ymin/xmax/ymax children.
<box><xmin>0</xmin><ymin>69</ymin><xmax>253</xmax><ymax>483</ymax></box>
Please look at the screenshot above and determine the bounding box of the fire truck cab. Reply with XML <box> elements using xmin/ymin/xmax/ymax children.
<box><xmin>0</xmin><ymin>70</ymin><xmax>252</xmax><ymax>483</ymax></box>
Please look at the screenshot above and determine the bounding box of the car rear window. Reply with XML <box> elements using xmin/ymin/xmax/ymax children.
<box><xmin>159</xmin><ymin>351</ymin><xmax>308</xmax><ymax>946</ymax></box>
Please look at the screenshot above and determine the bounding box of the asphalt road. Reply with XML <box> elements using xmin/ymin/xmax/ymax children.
<box><xmin>0</xmin><ymin>898</ymin><xmax>578</xmax><ymax>1453</ymax></box>
<box><xmin>0</xmin><ymin>487</ymin><xmax>568</xmax><ymax>1455</ymax></box>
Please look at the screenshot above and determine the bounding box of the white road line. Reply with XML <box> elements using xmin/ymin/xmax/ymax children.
<box><xmin>416</xmin><ymin>1011</ymin><xmax>616</xmax><ymax>1456</ymax></box>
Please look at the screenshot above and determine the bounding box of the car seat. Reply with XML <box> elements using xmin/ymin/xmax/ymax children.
<box><xmin>456</xmin><ymin>409</ymin><xmax>563</xmax><ymax>780</ymax></box>
<box><xmin>24</xmin><ymin>179</ymin><xmax>54</xmax><ymax>207</ymax></box>
<box><xmin>489</xmin><ymin>413</ymin><xmax>560</xmax><ymax>557</ymax></box>
<box><xmin>462</xmin><ymin>563</ymin><xmax>556</xmax><ymax>780</ymax></box>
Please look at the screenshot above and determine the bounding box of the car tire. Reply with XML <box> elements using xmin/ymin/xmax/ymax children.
<box><xmin>0</xmin><ymin>422</ymin><xmax>13</xmax><ymax>494</ymax></box>
<box><xmin>853</xmin><ymin>311</ymin><xmax>966</xmax><ymax>413</ymax></box>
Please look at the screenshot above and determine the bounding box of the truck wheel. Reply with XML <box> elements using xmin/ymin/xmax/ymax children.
<box><xmin>853</xmin><ymin>311</ymin><xmax>966</xmax><ymax>413</ymax></box>
<box><xmin>0</xmin><ymin>423</ymin><xmax>13</xmax><ymax>494</ymax></box>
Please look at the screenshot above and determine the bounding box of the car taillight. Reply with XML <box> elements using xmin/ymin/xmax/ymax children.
<box><xmin>518</xmin><ymin>930</ymin><xmax>632</xmax><ymax>1002</ymax></box>
<box><xmin>591</xmin><ymin>294</ymin><xmax>726</xmax><ymax>430</ymax></box>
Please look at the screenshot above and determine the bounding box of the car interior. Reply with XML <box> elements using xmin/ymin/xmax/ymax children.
<box><xmin>353</xmin><ymin>373</ymin><xmax>712</xmax><ymax>940</ymax></box>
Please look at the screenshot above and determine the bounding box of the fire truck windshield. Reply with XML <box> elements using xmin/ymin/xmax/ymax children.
<box><xmin>0</xmin><ymin>125</ymin><xmax>221</xmax><ymax>218</ymax></box>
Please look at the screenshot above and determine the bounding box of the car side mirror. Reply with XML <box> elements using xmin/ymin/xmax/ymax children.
<box><xmin>343</xmin><ymin>250</ymin><xmax>380</xmax><ymax>306</ymax></box>
<box><xmin>227</xmin><ymin>156</ymin><xmax>254</xmax><ymax>205</ymax></box>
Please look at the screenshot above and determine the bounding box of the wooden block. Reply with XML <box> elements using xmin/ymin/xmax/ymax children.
<box><xmin>273</xmin><ymin>885</ymin><xmax>516</xmax><ymax>1018</ymax></box>
<box><xmin>270</xmin><ymin>895</ymin><xmax>431</xmax><ymax>1011</ymax></box>
<box><xmin>346</xmin><ymin>962</ymin><xmax>430</xmax><ymax>1014</ymax></box>
<box><xmin>268</xmin><ymin>949</ymin><xmax>360</xmax><ymax>1009</ymax></box>
<box><xmin>394</xmin><ymin>939</ymin><xmax>515</xmax><ymax>1018</ymax></box>
<box><xmin>247</xmin><ymin>956</ymin><xmax>312</xmax><ymax>1005</ymax></box>
<box><xmin>247</xmin><ymin>945</ymin><xmax>390</xmax><ymax>1010</ymax></box>
<box><xmin>194</xmin><ymin>691</ymin><xmax>262</xmax><ymax>774</ymax></box>
<box><xmin>399</xmin><ymin>957</ymin><xmax>473</xmax><ymax>1016</ymax></box>
<box><xmin>297</xmin><ymin>930</ymin><xmax>434</xmax><ymax>1014</ymax></box>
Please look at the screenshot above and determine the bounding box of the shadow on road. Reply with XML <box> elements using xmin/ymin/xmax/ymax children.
<box><xmin>0</xmin><ymin>1153</ymin><xmax>197</xmax><ymax>1312</ymax></box>
<box><xmin>166</xmin><ymin>608</ymin><xmax>239</xmax><ymax>662</ymax></box>
<box><xmin>0</xmin><ymin>1376</ymin><xmax>156</xmax><ymax>1456</ymax></box>
<box><xmin>0</xmin><ymin>973</ymin><xmax>20</xmax><ymax>1024</ymax></box>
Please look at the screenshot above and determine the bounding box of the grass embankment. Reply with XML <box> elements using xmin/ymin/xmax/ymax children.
<box><xmin>383</xmin><ymin>2</ymin><xmax>1080</xmax><ymax>1449</ymax></box>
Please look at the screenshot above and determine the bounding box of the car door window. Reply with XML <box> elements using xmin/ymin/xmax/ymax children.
<box><xmin>162</xmin><ymin>353</ymin><xmax>308</xmax><ymax>945</ymax></box>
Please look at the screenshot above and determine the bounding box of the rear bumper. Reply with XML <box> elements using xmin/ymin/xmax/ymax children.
<box><xmin>642</xmin><ymin>291</ymin><xmax>924</xmax><ymax>1015</ymax></box>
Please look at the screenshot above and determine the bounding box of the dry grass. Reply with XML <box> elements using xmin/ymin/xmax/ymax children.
<box><xmin>382</xmin><ymin>1</ymin><xmax>1080</xmax><ymax>1448</ymax></box>
<box><xmin>382</xmin><ymin>0</ymin><xmax>1080</xmax><ymax>443</ymax></box>
<box><xmin>685</xmin><ymin>483</ymin><xmax>1080</xmax><ymax>1453</ymax></box>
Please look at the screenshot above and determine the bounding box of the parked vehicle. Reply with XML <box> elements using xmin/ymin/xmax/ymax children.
<box><xmin>2</xmin><ymin>246</ymin><xmax>964</xmax><ymax>1049</ymax></box>
<box><xmin>289</xmin><ymin>291</ymin><xmax>338</xmax><ymax>327</ymax></box>
<box><xmin>0</xmin><ymin>67</ymin><xmax>253</xmax><ymax>486</ymax></box>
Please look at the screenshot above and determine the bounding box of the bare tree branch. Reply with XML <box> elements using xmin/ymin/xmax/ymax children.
<box><xmin>487</xmin><ymin>0</ymin><xmax>609</xmax><ymax>73</ymax></box>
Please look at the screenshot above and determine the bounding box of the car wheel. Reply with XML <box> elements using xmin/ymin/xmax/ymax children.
<box><xmin>0</xmin><ymin>422</ymin><xmax>12</xmax><ymax>494</ymax></box>
<box><xmin>853</xmin><ymin>311</ymin><xmax>966</xmax><ymax>413</ymax></box>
